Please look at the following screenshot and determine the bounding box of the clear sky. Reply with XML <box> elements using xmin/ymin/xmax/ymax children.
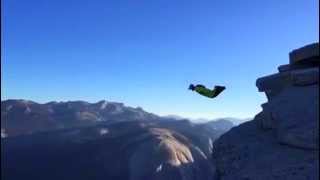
<box><xmin>1</xmin><ymin>0</ymin><xmax>319</xmax><ymax>120</ymax></box>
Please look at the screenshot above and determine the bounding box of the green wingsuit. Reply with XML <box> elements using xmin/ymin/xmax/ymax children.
<box><xmin>189</xmin><ymin>84</ymin><xmax>226</xmax><ymax>98</ymax></box>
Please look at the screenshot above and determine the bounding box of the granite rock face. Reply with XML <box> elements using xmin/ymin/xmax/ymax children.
<box><xmin>212</xmin><ymin>43</ymin><xmax>319</xmax><ymax>180</ymax></box>
<box><xmin>256</xmin><ymin>43</ymin><xmax>319</xmax><ymax>150</ymax></box>
<box><xmin>289</xmin><ymin>43</ymin><xmax>319</xmax><ymax>64</ymax></box>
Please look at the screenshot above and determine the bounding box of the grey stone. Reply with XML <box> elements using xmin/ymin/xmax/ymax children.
<box><xmin>212</xmin><ymin>119</ymin><xmax>319</xmax><ymax>180</ymax></box>
<box><xmin>256</xmin><ymin>72</ymin><xmax>291</xmax><ymax>91</ymax></box>
<box><xmin>268</xmin><ymin>85</ymin><xmax>319</xmax><ymax>150</ymax></box>
<box><xmin>256</xmin><ymin>72</ymin><xmax>291</xmax><ymax>99</ymax></box>
<box><xmin>290</xmin><ymin>67</ymin><xmax>319</xmax><ymax>86</ymax></box>
<box><xmin>255</xmin><ymin>103</ymin><xmax>275</xmax><ymax>130</ymax></box>
<box><xmin>289</xmin><ymin>43</ymin><xmax>319</xmax><ymax>64</ymax></box>
<box><xmin>278</xmin><ymin>64</ymin><xmax>292</xmax><ymax>72</ymax></box>
<box><xmin>278</xmin><ymin>63</ymin><xmax>319</xmax><ymax>72</ymax></box>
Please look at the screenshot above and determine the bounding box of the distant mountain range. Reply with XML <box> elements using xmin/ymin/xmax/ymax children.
<box><xmin>1</xmin><ymin>99</ymin><xmax>159</xmax><ymax>137</ymax></box>
<box><xmin>1</xmin><ymin>99</ymin><xmax>238</xmax><ymax>180</ymax></box>
<box><xmin>203</xmin><ymin>119</ymin><xmax>234</xmax><ymax>131</ymax></box>
<box><xmin>1</xmin><ymin>99</ymin><xmax>242</xmax><ymax>137</ymax></box>
<box><xmin>162</xmin><ymin>115</ymin><xmax>251</xmax><ymax>125</ymax></box>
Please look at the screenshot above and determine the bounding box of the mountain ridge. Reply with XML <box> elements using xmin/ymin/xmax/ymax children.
<box><xmin>1</xmin><ymin>99</ymin><xmax>237</xmax><ymax>137</ymax></box>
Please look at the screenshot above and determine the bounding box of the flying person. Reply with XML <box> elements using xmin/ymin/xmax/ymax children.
<box><xmin>189</xmin><ymin>84</ymin><xmax>225</xmax><ymax>99</ymax></box>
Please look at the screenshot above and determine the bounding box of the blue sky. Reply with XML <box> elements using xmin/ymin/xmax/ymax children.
<box><xmin>1</xmin><ymin>0</ymin><xmax>319</xmax><ymax>120</ymax></box>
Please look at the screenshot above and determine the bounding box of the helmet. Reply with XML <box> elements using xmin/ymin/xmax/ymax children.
<box><xmin>188</xmin><ymin>84</ymin><xmax>195</xmax><ymax>90</ymax></box>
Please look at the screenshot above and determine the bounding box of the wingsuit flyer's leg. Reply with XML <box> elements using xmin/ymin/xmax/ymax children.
<box><xmin>212</xmin><ymin>86</ymin><xmax>226</xmax><ymax>98</ymax></box>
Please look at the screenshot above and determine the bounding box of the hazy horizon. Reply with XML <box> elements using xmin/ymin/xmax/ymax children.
<box><xmin>2</xmin><ymin>0</ymin><xmax>319</xmax><ymax>120</ymax></box>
